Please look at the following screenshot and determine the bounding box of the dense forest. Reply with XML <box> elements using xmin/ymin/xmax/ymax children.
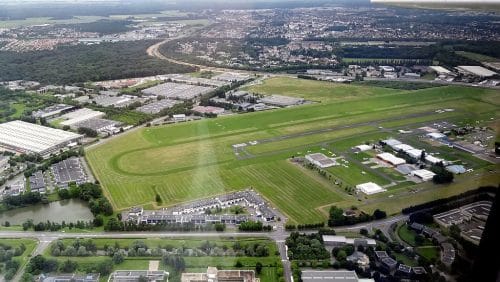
<box><xmin>57</xmin><ymin>20</ymin><xmax>133</xmax><ymax>35</ymax></box>
<box><xmin>0</xmin><ymin>41</ymin><xmax>196</xmax><ymax>85</ymax></box>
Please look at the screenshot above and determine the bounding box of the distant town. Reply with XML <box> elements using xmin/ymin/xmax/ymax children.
<box><xmin>0</xmin><ymin>1</ymin><xmax>498</xmax><ymax>282</ymax></box>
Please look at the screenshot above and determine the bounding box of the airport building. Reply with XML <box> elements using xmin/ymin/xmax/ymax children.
<box><xmin>0</xmin><ymin>120</ymin><xmax>83</xmax><ymax>157</ymax></box>
<box><xmin>356</xmin><ymin>182</ymin><xmax>387</xmax><ymax>195</ymax></box>
<box><xmin>411</xmin><ymin>169</ymin><xmax>436</xmax><ymax>181</ymax></box>
<box><xmin>305</xmin><ymin>153</ymin><xmax>337</xmax><ymax>168</ymax></box>
<box><xmin>376</xmin><ymin>152</ymin><xmax>406</xmax><ymax>166</ymax></box>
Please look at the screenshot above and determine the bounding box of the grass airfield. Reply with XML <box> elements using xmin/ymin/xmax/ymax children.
<box><xmin>87</xmin><ymin>77</ymin><xmax>500</xmax><ymax>224</ymax></box>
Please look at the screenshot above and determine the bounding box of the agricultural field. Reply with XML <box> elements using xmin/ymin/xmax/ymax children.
<box><xmin>87</xmin><ymin>77</ymin><xmax>500</xmax><ymax>224</ymax></box>
<box><xmin>41</xmin><ymin>237</ymin><xmax>281</xmax><ymax>282</ymax></box>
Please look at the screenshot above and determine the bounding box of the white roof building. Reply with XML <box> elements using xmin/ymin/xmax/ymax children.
<box><xmin>377</xmin><ymin>152</ymin><xmax>406</xmax><ymax>166</ymax></box>
<box><xmin>302</xmin><ymin>270</ymin><xmax>359</xmax><ymax>282</ymax></box>
<box><xmin>394</xmin><ymin>144</ymin><xmax>414</xmax><ymax>152</ymax></box>
<box><xmin>323</xmin><ymin>235</ymin><xmax>377</xmax><ymax>246</ymax></box>
<box><xmin>427</xmin><ymin>132</ymin><xmax>446</xmax><ymax>139</ymax></box>
<box><xmin>60</xmin><ymin>108</ymin><xmax>105</xmax><ymax>126</ymax></box>
<box><xmin>356</xmin><ymin>182</ymin><xmax>387</xmax><ymax>195</ymax></box>
<box><xmin>354</xmin><ymin>144</ymin><xmax>372</xmax><ymax>152</ymax></box>
<box><xmin>429</xmin><ymin>66</ymin><xmax>452</xmax><ymax>75</ymax></box>
<box><xmin>456</xmin><ymin>66</ymin><xmax>497</xmax><ymax>77</ymax></box>
<box><xmin>380</xmin><ymin>66</ymin><xmax>395</xmax><ymax>72</ymax></box>
<box><xmin>172</xmin><ymin>114</ymin><xmax>186</xmax><ymax>122</ymax></box>
<box><xmin>411</xmin><ymin>169</ymin><xmax>436</xmax><ymax>181</ymax></box>
<box><xmin>0</xmin><ymin>120</ymin><xmax>82</xmax><ymax>156</ymax></box>
<box><xmin>382</xmin><ymin>138</ymin><xmax>402</xmax><ymax>150</ymax></box>
<box><xmin>425</xmin><ymin>155</ymin><xmax>445</xmax><ymax>165</ymax></box>
<box><xmin>407</xmin><ymin>148</ymin><xmax>423</xmax><ymax>159</ymax></box>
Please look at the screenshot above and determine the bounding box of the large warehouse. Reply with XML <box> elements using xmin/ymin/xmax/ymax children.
<box><xmin>0</xmin><ymin>120</ymin><xmax>83</xmax><ymax>157</ymax></box>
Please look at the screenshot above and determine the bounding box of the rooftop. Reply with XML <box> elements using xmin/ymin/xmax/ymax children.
<box><xmin>0</xmin><ymin>120</ymin><xmax>82</xmax><ymax>154</ymax></box>
<box><xmin>301</xmin><ymin>270</ymin><xmax>359</xmax><ymax>282</ymax></box>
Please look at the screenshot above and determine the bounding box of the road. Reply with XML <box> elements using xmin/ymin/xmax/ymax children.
<box><xmin>0</xmin><ymin>214</ymin><xmax>408</xmax><ymax>282</ymax></box>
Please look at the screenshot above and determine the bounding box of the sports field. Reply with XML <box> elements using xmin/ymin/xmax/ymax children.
<box><xmin>87</xmin><ymin>77</ymin><xmax>500</xmax><ymax>224</ymax></box>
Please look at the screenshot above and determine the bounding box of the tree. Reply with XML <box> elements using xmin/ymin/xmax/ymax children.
<box><xmin>4</xmin><ymin>221</ymin><xmax>10</xmax><ymax>227</ymax></box>
<box><xmin>431</xmin><ymin>164</ymin><xmax>454</xmax><ymax>184</ymax></box>
<box><xmin>256</xmin><ymin>262</ymin><xmax>263</xmax><ymax>274</ymax></box>
<box><xmin>112</xmin><ymin>252</ymin><xmax>125</xmax><ymax>264</ymax></box>
<box><xmin>215</xmin><ymin>223</ymin><xmax>226</xmax><ymax>232</ymax></box>
<box><xmin>155</xmin><ymin>194</ymin><xmax>162</xmax><ymax>204</ymax></box>
<box><xmin>93</xmin><ymin>215</ymin><xmax>104</xmax><ymax>227</ymax></box>
<box><xmin>26</xmin><ymin>255</ymin><xmax>59</xmax><ymax>275</ymax></box>
<box><xmin>373</xmin><ymin>209</ymin><xmax>387</xmax><ymax>220</ymax></box>
<box><xmin>360</xmin><ymin>228</ymin><xmax>368</xmax><ymax>236</ymax></box>
<box><xmin>21</xmin><ymin>273</ymin><xmax>34</xmax><ymax>282</ymax></box>
<box><xmin>78</xmin><ymin>127</ymin><xmax>98</xmax><ymax>138</ymax></box>
<box><xmin>336</xmin><ymin>250</ymin><xmax>347</xmax><ymax>262</ymax></box>
<box><xmin>96</xmin><ymin>259</ymin><xmax>113</xmax><ymax>275</ymax></box>
<box><xmin>235</xmin><ymin>260</ymin><xmax>243</xmax><ymax>267</ymax></box>
<box><xmin>60</xmin><ymin>260</ymin><xmax>78</xmax><ymax>273</ymax></box>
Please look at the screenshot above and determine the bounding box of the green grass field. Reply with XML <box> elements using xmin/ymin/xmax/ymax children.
<box><xmin>87</xmin><ymin>77</ymin><xmax>500</xmax><ymax>224</ymax></box>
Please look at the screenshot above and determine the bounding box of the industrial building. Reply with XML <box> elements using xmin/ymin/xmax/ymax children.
<box><xmin>142</xmin><ymin>82</ymin><xmax>214</xmax><ymax>101</ymax></box>
<box><xmin>429</xmin><ymin>66</ymin><xmax>452</xmax><ymax>75</ymax></box>
<box><xmin>73</xmin><ymin>118</ymin><xmax>122</xmax><ymax>134</ymax></box>
<box><xmin>32</xmin><ymin>104</ymin><xmax>75</xmax><ymax>119</ymax></box>
<box><xmin>456</xmin><ymin>65</ymin><xmax>497</xmax><ymax>78</ymax></box>
<box><xmin>192</xmin><ymin>105</ymin><xmax>225</xmax><ymax>115</ymax></box>
<box><xmin>212</xmin><ymin>72</ymin><xmax>251</xmax><ymax>82</ymax></box>
<box><xmin>0</xmin><ymin>120</ymin><xmax>83</xmax><ymax>157</ymax></box>
<box><xmin>137</xmin><ymin>99</ymin><xmax>180</xmax><ymax>114</ymax></box>
<box><xmin>356</xmin><ymin>182</ymin><xmax>386</xmax><ymax>195</ymax></box>
<box><xmin>60</xmin><ymin>108</ymin><xmax>105</xmax><ymax>127</ymax></box>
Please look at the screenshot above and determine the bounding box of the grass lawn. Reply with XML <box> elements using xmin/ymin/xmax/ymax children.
<box><xmin>87</xmin><ymin>77</ymin><xmax>500</xmax><ymax>224</ymax></box>
<box><xmin>327</xmin><ymin>161</ymin><xmax>391</xmax><ymax>187</ymax></box>
<box><xmin>416</xmin><ymin>246</ymin><xmax>440</xmax><ymax>261</ymax></box>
